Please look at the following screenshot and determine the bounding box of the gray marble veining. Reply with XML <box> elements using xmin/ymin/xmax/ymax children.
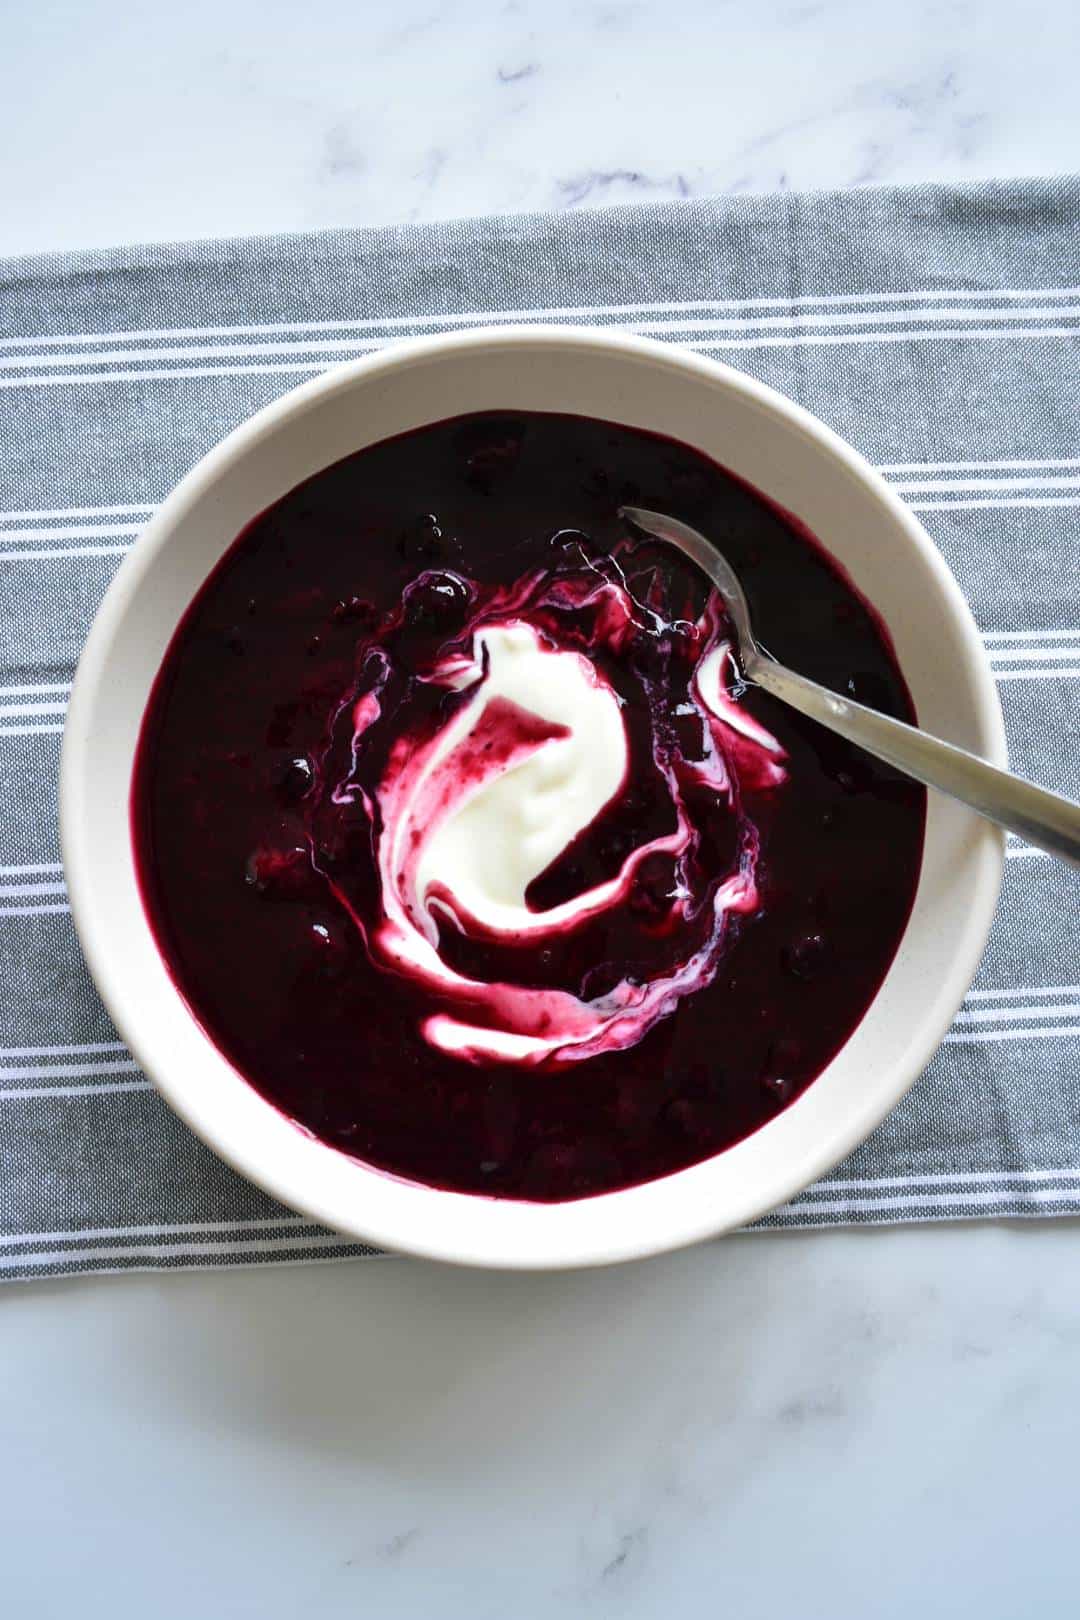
<box><xmin>4</xmin><ymin>1225</ymin><xmax>1080</xmax><ymax>1617</ymax></box>
<box><xmin>1</xmin><ymin>0</ymin><xmax>1077</xmax><ymax>256</ymax></box>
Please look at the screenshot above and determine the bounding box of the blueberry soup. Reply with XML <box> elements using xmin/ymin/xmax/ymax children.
<box><xmin>132</xmin><ymin>412</ymin><xmax>925</xmax><ymax>1201</ymax></box>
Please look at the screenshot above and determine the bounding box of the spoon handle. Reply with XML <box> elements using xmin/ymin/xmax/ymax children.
<box><xmin>750</xmin><ymin>657</ymin><xmax>1080</xmax><ymax>868</ymax></box>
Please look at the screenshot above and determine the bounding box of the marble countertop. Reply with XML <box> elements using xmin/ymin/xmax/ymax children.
<box><xmin>6</xmin><ymin>1223</ymin><xmax>1080</xmax><ymax>1619</ymax></box>
<box><xmin>2</xmin><ymin>2</ymin><xmax>1079</xmax><ymax>1616</ymax></box>
<box><xmin>3</xmin><ymin>0</ymin><xmax>1079</xmax><ymax>257</ymax></box>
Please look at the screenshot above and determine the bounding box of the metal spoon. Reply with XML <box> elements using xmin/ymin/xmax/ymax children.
<box><xmin>620</xmin><ymin>505</ymin><xmax>1080</xmax><ymax>868</ymax></box>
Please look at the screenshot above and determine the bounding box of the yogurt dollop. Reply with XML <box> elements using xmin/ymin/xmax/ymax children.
<box><xmin>402</xmin><ymin>623</ymin><xmax>627</xmax><ymax>940</ymax></box>
<box><xmin>312</xmin><ymin>543</ymin><xmax>786</xmax><ymax>1067</ymax></box>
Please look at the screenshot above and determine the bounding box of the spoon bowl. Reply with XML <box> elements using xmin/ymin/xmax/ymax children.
<box><xmin>621</xmin><ymin>503</ymin><xmax>1080</xmax><ymax>868</ymax></box>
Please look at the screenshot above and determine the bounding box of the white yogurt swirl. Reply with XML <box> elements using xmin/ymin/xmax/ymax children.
<box><xmin>318</xmin><ymin>558</ymin><xmax>787</xmax><ymax>1068</ymax></box>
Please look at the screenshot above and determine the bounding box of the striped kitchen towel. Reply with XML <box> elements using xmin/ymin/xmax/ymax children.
<box><xmin>0</xmin><ymin>176</ymin><xmax>1077</xmax><ymax>1280</ymax></box>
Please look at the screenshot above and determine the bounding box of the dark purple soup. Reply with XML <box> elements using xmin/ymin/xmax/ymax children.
<box><xmin>132</xmin><ymin>412</ymin><xmax>924</xmax><ymax>1201</ymax></box>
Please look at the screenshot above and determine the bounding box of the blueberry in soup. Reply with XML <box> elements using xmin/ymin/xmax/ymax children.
<box><xmin>132</xmin><ymin>412</ymin><xmax>924</xmax><ymax>1201</ymax></box>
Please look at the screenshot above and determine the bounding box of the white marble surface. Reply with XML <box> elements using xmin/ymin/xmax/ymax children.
<box><xmin>2</xmin><ymin>0</ymin><xmax>1079</xmax><ymax>257</ymax></box>
<box><xmin>2</xmin><ymin>3</ymin><xmax>1079</xmax><ymax>1615</ymax></box>
<box><xmin>4</xmin><ymin>1225</ymin><xmax>1080</xmax><ymax>1618</ymax></box>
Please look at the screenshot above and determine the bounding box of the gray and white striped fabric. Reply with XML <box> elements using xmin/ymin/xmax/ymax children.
<box><xmin>1</xmin><ymin>176</ymin><xmax>1077</xmax><ymax>1280</ymax></box>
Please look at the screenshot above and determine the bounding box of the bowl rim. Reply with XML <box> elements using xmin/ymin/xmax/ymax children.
<box><xmin>59</xmin><ymin>324</ymin><xmax>1007</xmax><ymax>1268</ymax></box>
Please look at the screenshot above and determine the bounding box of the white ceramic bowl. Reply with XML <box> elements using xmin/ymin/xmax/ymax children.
<box><xmin>60</xmin><ymin>327</ymin><xmax>1005</xmax><ymax>1269</ymax></box>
